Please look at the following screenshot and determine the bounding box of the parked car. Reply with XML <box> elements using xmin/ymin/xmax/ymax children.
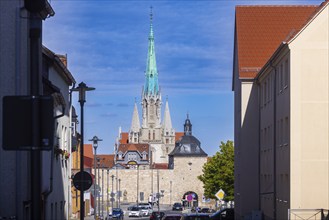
<box><xmin>180</xmin><ymin>213</ymin><xmax>210</xmax><ymax>220</ymax></box>
<box><xmin>139</xmin><ymin>205</ymin><xmax>152</xmax><ymax>216</ymax></box>
<box><xmin>110</xmin><ymin>208</ymin><xmax>124</xmax><ymax>220</ymax></box>
<box><xmin>200</xmin><ymin>208</ymin><xmax>214</xmax><ymax>213</ymax></box>
<box><xmin>150</xmin><ymin>211</ymin><xmax>165</xmax><ymax>220</ymax></box>
<box><xmin>172</xmin><ymin>202</ymin><xmax>183</xmax><ymax>211</ymax></box>
<box><xmin>162</xmin><ymin>213</ymin><xmax>183</xmax><ymax>220</ymax></box>
<box><xmin>129</xmin><ymin>206</ymin><xmax>142</xmax><ymax>217</ymax></box>
<box><xmin>209</xmin><ymin>208</ymin><xmax>234</xmax><ymax>220</ymax></box>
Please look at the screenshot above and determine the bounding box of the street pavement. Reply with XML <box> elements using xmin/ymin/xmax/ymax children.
<box><xmin>73</xmin><ymin>204</ymin><xmax>173</xmax><ymax>220</ymax></box>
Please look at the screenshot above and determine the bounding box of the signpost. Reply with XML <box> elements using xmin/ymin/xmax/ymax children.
<box><xmin>73</xmin><ymin>171</ymin><xmax>93</xmax><ymax>191</ymax></box>
<box><xmin>215</xmin><ymin>189</ymin><xmax>225</xmax><ymax>200</ymax></box>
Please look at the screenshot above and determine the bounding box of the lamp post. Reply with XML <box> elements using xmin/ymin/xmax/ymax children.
<box><xmin>170</xmin><ymin>181</ymin><xmax>172</xmax><ymax>207</ymax></box>
<box><xmin>118</xmin><ymin>179</ymin><xmax>121</xmax><ymax>208</ymax></box>
<box><xmin>111</xmin><ymin>174</ymin><xmax>115</xmax><ymax>212</ymax></box>
<box><xmin>71</xmin><ymin>82</ymin><xmax>95</xmax><ymax>220</ymax></box>
<box><xmin>136</xmin><ymin>164</ymin><xmax>139</xmax><ymax>207</ymax></box>
<box><xmin>97</xmin><ymin>158</ymin><xmax>101</xmax><ymax>217</ymax></box>
<box><xmin>89</xmin><ymin>136</ymin><xmax>102</xmax><ymax>220</ymax></box>
<box><xmin>102</xmin><ymin>165</ymin><xmax>104</xmax><ymax>217</ymax></box>
<box><xmin>107</xmin><ymin>169</ymin><xmax>109</xmax><ymax>219</ymax></box>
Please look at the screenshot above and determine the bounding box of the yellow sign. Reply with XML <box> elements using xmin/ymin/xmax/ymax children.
<box><xmin>215</xmin><ymin>189</ymin><xmax>225</xmax><ymax>200</ymax></box>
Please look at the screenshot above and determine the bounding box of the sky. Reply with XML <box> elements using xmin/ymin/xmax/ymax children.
<box><xmin>43</xmin><ymin>0</ymin><xmax>323</xmax><ymax>156</ymax></box>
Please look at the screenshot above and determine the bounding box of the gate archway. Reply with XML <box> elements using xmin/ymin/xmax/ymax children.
<box><xmin>182</xmin><ymin>191</ymin><xmax>198</xmax><ymax>208</ymax></box>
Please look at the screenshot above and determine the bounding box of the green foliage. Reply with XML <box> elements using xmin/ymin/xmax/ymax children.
<box><xmin>198</xmin><ymin>140</ymin><xmax>234</xmax><ymax>202</ymax></box>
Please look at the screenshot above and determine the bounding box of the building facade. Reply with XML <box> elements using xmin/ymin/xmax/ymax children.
<box><xmin>125</xmin><ymin>12</ymin><xmax>176</xmax><ymax>165</ymax></box>
<box><xmin>233</xmin><ymin>1</ymin><xmax>329</xmax><ymax>219</ymax></box>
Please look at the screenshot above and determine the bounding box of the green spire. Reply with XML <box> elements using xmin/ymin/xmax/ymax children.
<box><xmin>144</xmin><ymin>6</ymin><xmax>159</xmax><ymax>96</ymax></box>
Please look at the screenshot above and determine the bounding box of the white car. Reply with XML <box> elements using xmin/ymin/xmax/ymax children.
<box><xmin>139</xmin><ymin>205</ymin><xmax>152</xmax><ymax>216</ymax></box>
<box><xmin>129</xmin><ymin>206</ymin><xmax>142</xmax><ymax>217</ymax></box>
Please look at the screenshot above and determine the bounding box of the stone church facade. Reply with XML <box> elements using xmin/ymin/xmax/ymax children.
<box><xmin>92</xmin><ymin>11</ymin><xmax>211</xmax><ymax>209</ymax></box>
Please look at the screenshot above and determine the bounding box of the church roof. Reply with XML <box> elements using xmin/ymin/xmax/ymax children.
<box><xmin>130</xmin><ymin>102</ymin><xmax>140</xmax><ymax>132</ymax></box>
<box><xmin>169</xmin><ymin>135</ymin><xmax>207</xmax><ymax>157</ymax></box>
<box><xmin>169</xmin><ymin>116</ymin><xmax>207</xmax><ymax>157</ymax></box>
<box><xmin>143</xmin><ymin>9</ymin><xmax>159</xmax><ymax>96</ymax></box>
<box><xmin>162</xmin><ymin>99</ymin><xmax>173</xmax><ymax>132</ymax></box>
<box><xmin>120</xmin><ymin>132</ymin><xmax>129</xmax><ymax>144</ymax></box>
<box><xmin>235</xmin><ymin>5</ymin><xmax>317</xmax><ymax>79</ymax></box>
<box><xmin>175</xmin><ymin>132</ymin><xmax>184</xmax><ymax>142</ymax></box>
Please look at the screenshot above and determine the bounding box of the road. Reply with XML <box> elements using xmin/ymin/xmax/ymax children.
<box><xmin>82</xmin><ymin>203</ymin><xmax>178</xmax><ymax>220</ymax></box>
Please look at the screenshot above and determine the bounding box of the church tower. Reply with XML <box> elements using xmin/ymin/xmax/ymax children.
<box><xmin>140</xmin><ymin>9</ymin><xmax>163</xmax><ymax>145</ymax></box>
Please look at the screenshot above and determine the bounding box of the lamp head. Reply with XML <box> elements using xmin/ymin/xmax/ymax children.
<box><xmin>71</xmin><ymin>81</ymin><xmax>95</xmax><ymax>103</ymax></box>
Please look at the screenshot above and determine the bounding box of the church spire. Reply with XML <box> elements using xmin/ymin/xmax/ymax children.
<box><xmin>130</xmin><ymin>100</ymin><xmax>140</xmax><ymax>133</ymax></box>
<box><xmin>184</xmin><ymin>113</ymin><xmax>192</xmax><ymax>136</ymax></box>
<box><xmin>162</xmin><ymin>97</ymin><xmax>173</xmax><ymax>132</ymax></box>
<box><xmin>143</xmin><ymin>6</ymin><xmax>159</xmax><ymax>97</ymax></box>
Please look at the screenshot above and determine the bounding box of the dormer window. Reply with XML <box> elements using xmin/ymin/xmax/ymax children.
<box><xmin>142</xmin><ymin>151</ymin><xmax>147</xmax><ymax>160</ymax></box>
<box><xmin>118</xmin><ymin>153</ymin><xmax>123</xmax><ymax>160</ymax></box>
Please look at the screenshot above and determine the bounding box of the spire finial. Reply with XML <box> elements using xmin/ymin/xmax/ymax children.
<box><xmin>150</xmin><ymin>6</ymin><xmax>153</xmax><ymax>23</ymax></box>
<box><xmin>187</xmin><ymin>112</ymin><xmax>189</xmax><ymax>119</ymax></box>
<box><xmin>166</xmin><ymin>95</ymin><xmax>168</xmax><ymax>101</ymax></box>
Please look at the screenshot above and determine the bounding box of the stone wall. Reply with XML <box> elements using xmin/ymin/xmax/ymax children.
<box><xmin>95</xmin><ymin>156</ymin><xmax>210</xmax><ymax>207</ymax></box>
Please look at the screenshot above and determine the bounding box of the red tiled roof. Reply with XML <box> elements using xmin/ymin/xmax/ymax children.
<box><xmin>94</xmin><ymin>154</ymin><xmax>115</xmax><ymax>169</ymax></box>
<box><xmin>235</xmin><ymin>5</ymin><xmax>317</xmax><ymax>78</ymax></box>
<box><xmin>120</xmin><ymin>132</ymin><xmax>129</xmax><ymax>144</ymax></box>
<box><xmin>175</xmin><ymin>132</ymin><xmax>184</xmax><ymax>142</ymax></box>
<box><xmin>118</xmin><ymin>143</ymin><xmax>149</xmax><ymax>158</ymax></box>
<box><xmin>84</xmin><ymin>144</ymin><xmax>93</xmax><ymax>168</ymax></box>
<box><xmin>151</xmin><ymin>163</ymin><xmax>168</xmax><ymax>169</ymax></box>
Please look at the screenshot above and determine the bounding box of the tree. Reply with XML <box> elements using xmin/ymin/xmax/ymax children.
<box><xmin>198</xmin><ymin>140</ymin><xmax>234</xmax><ymax>202</ymax></box>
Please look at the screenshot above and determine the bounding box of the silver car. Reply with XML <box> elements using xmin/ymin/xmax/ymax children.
<box><xmin>129</xmin><ymin>206</ymin><xmax>142</xmax><ymax>217</ymax></box>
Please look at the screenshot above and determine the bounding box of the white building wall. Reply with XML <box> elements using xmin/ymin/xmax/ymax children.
<box><xmin>289</xmin><ymin>3</ymin><xmax>329</xmax><ymax>211</ymax></box>
<box><xmin>0</xmin><ymin>1</ymin><xmax>30</xmax><ymax>218</ymax></box>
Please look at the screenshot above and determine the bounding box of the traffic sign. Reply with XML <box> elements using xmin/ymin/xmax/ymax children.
<box><xmin>187</xmin><ymin>194</ymin><xmax>193</xmax><ymax>202</ymax></box>
<box><xmin>215</xmin><ymin>189</ymin><xmax>225</xmax><ymax>200</ymax></box>
<box><xmin>73</xmin><ymin>171</ymin><xmax>93</xmax><ymax>191</ymax></box>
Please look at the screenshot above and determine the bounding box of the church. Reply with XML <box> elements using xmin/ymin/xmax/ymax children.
<box><xmin>114</xmin><ymin>10</ymin><xmax>207</xmax><ymax>169</ymax></box>
<box><xmin>92</xmin><ymin>10</ymin><xmax>210</xmax><ymax>209</ymax></box>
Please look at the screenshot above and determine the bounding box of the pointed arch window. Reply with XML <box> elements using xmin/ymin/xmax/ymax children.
<box><xmin>153</xmin><ymin>130</ymin><xmax>155</xmax><ymax>140</ymax></box>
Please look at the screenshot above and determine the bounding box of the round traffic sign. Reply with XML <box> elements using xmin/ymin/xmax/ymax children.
<box><xmin>73</xmin><ymin>171</ymin><xmax>93</xmax><ymax>191</ymax></box>
<box><xmin>187</xmin><ymin>194</ymin><xmax>193</xmax><ymax>202</ymax></box>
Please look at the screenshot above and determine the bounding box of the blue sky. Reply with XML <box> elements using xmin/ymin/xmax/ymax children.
<box><xmin>43</xmin><ymin>0</ymin><xmax>322</xmax><ymax>156</ymax></box>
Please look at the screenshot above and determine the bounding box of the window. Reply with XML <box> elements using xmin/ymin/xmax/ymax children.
<box><xmin>166</xmin><ymin>138</ymin><xmax>169</xmax><ymax>144</ymax></box>
<box><xmin>153</xmin><ymin>130</ymin><xmax>155</xmax><ymax>140</ymax></box>
<box><xmin>148</xmin><ymin>131</ymin><xmax>151</xmax><ymax>139</ymax></box>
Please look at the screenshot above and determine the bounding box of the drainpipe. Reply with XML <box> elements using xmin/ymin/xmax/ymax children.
<box><xmin>15</xmin><ymin>5</ymin><xmax>22</xmax><ymax>219</ymax></box>
<box><xmin>270</xmin><ymin>61</ymin><xmax>277</xmax><ymax>220</ymax></box>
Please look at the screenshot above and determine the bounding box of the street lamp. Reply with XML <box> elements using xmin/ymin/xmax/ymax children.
<box><xmin>111</xmin><ymin>174</ymin><xmax>115</xmax><ymax>212</ymax></box>
<box><xmin>102</xmin><ymin>164</ymin><xmax>104</xmax><ymax>217</ymax></box>
<box><xmin>107</xmin><ymin>169</ymin><xmax>110</xmax><ymax>219</ymax></box>
<box><xmin>89</xmin><ymin>136</ymin><xmax>102</xmax><ymax>220</ymax></box>
<box><xmin>118</xmin><ymin>179</ymin><xmax>121</xmax><ymax>208</ymax></box>
<box><xmin>71</xmin><ymin>82</ymin><xmax>95</xmax><ymax>220</ymax></box>
<box><xmin>97</xmin><ymin>157</ymin><xmax>101</xmax><ymax>217</ymax></box>
<box><xmin>136</xmin><ymin>164</ymin><xmax>139</xmax><ymax>207</ymax></box>
<box><xmin>170</xmin><ymin>181</ymin><xmax>172</xmax><ymax>207</ymax></box>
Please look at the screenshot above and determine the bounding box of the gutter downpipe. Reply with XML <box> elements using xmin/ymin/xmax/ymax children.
<box><xmin>270</xmin><ymin>60</ymin><xmax>277</xmax><ymax>220</ymax></box>
<box><xmin>256</xmin><ymin>77</ymin><xmax>261</xmax><ymax>212</ymax></box>
<box><xmin>15</xmin><ymin>5</ymin><xmax>23</xmax><ymax>219</ymax></box>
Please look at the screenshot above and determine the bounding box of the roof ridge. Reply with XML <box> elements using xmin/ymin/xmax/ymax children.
<box><xmin>236</xmin><ymin>5</ymin><xmax>318</xmax><ymax>8</ymax></box>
